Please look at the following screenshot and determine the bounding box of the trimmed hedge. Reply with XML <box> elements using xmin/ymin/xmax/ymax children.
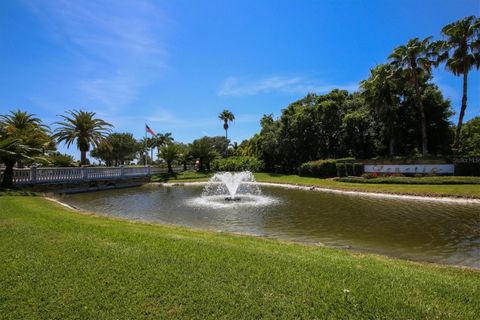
<box><xmin>336</xmin><ymin>162</ymin><xmax>364</xmax><ymax>177</ymax></box>
<box><xmin>298</xmin><ymin>159</ymin><xmax>337</xmax><ymax>178</ymax></box>
<box><xmin>212</xmin><ymin>156</ymin><xmax>264</xmax><ymax>172</ymax></box>
<box><xmin>455</xmin><ymin>163</ymin><xmax>480</xmax><ymax>176</ymax></box>
<box><xmin>299</xmin><ymin>159</ymin><xmax>364</xmax><ymax>178</ymax></box>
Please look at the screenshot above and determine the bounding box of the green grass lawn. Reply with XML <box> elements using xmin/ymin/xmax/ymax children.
<box><xmin>1</xmin><ymin>196</ymin><xmax>479</xmax><ymax>319</ymax></box>
<box><xmin>254</xmin><ymin>173</ymin><xmax>480</xmax><ymax>198</ymax></box>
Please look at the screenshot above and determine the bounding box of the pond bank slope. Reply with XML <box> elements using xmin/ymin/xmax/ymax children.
<box><xmin>0</xmin><ymin>196</ymin><xmax>479</xmax><ymax>319</ymax></box>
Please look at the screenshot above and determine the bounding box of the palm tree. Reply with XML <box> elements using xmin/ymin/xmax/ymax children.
<box><xmin>159</xmin><ymin>143</ymin><xmax>179</xmax><ymax>174</ymax></box>
<box><xmin>389</xmin><ymin>37</ymin><xmax>435</xmax><ymax>156</ymax></box>
<box><xmin>218</xmin><ymin>109</ymin><xmax>235</xmax><ymax>156</ymax></box>
<box><xmin>435</xmin><ymin>16</ymin><xmax>480</xmax><ymax>151</ymax></box>
<box><xmin>0</xmin><ymin>110</ymin><xmax>50</xmax><ymax>131</ymax></box>
<box><xmin>0</xmin><ymin>127</ymin><xmax>45</xmax><ymax>187</ymax></box>
<box><xmin>0</xmin><ymin>110</ymin><xmax>53</xmax><ymax>168</ymax></box>
<box><xmin>153</xmin><ymin>132</ymin><xmax>174</xmax><ymax>158</ymax></box>
<box><xmin>360</xmin><ymin>64</ymin><xmax>399</xmax><ymax>156</ymax></box>
<box><xmin>53</xmin><ymin>110</ymin><xmax>113</xmax><ymax>165</ymax></box>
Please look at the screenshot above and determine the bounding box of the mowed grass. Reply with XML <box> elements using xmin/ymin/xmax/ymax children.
<box><xmin>254</xmin><ymin>173</ymin><xmax>480</xmax><ymax>198</ymax></box>
<box><xmin>1</xmin><ymin>197</ymin><xmax>479</xmax><ymax>319</ymax></box>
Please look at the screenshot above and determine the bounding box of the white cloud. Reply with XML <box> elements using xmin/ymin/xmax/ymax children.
<box><xmin>24</xmin><ymin>0</ymin><xmax>169</xmax><ymax>111</ymax></box>
<box><xmin>219</xmin><ymin>76</ymin><xmax>359</xmax><ymax>96</ymax></box>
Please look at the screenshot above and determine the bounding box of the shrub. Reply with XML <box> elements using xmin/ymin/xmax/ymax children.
<box><xmin>212</xmin><ymin>156</ymin><xmax>264</xmax><ymax>172</ymax></box>
<box><xmin>455</xmin><ymin>163</ymin><xmax>480</xmax><ymax>176</ymax></box>
<box><xmin>298</xmin><ymin>159</ymin><xmax>337</xmax><ymax>178</ymax></box>
<box><xmin>361</xmin><ymin>173</ymin><xmax>377</xmax><ymax>179</ymax></box>
<box><xmin>336</xmin><ymin>163</ymin><xmax>347</xmax><ymax>177</ymax></box>
<box><xmin>353</xmin><ymin>163</ymin><xmax>364</xmax><ymax>176</ymax></box>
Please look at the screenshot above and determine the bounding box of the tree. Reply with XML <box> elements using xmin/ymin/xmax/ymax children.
<box><xmin>389</xmin><ymin>37</ymin><xmax>436</xmax><ymax>156</ymax></box>
<box><xmin>361</xmin><ymin>64</ymin><xmax>399</xmax><ymax>156</ymax></box>
<box><xmin>151</xmin><ymin>133</ymin><xmax>174</xmax><ymax>158</ymax></box>
<box><xmin>435</xmin><ymin>16</ymin><xmax>480</xmax><ymax>151</ymax></box>
<box><xmin>190</xmin><ymin>137</ymin><xmax>219</xmax><ymax>171</ymax></box>
<box><xmin>159</xmin><ymin>143</ymin><xmax>179</xmax><ymax>174</ymax></box>
<box><xmin>218</xmin><ymin>110</ymin><xmax>235</xmax><ymax>156</ymax></box>
<box><xmin>91</xmin><ymin>133</ymin><xmax>140</xmax><ymax>166</ymax></box>
<box><xmin>458</xmin><ymin>117</ymin><xmax>480</xmax><ymax>156</ymax></box>
<box><xmin>0</xmin><ymin>126</ymin><xmax>46</xmax><ymax>187</ymax></box>
<box><xmin>53</xmin><ymin>110</ymin><xmax>113</xmax><ymax>165</ymax></box>
<box><xmin>176</xmin><ymin>143</ymin><xmax>192</xmax><ymax>171</ymax></box>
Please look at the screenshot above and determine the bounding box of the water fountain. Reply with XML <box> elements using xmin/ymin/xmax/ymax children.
<box><xmin>191</xmin><ymin>171</ymin><xmax>276</xmax><ymax>208</ymax></box>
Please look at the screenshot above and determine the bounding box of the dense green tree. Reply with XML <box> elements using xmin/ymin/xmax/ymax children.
<box><xmin>190</xmin><ymin>137</ymin><xmax>220</xmax><ymax>171</ymax></box>
<box><xmin>361</xmin><ymin>64</ymin><xmax>400</xmax><ymax>156</ymax></box>
<box><xmin>91</xmin><ymin>133</ymin><xmax>141</xmax><ymax>166</ymax></box>
<box><xmin>435</xmin><ymin>16</ymin><xmax>480</xmax><ymax>151</ymax></box>
<box><xmin>53</xmin><ymin>110</ymin><xmax>112</xmax><ymax>165</ymax></box>
<box><xmin>458</xmin><ymin>117</ymin><xmax>480</xmax><ymax>156</ymax></box>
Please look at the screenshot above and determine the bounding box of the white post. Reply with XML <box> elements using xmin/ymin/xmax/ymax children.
<box><xmin>30</xmin><ymin>166</ymin><xmax>37</xmax><ymax>184</ymax></box>
<box><xmin>82</xmin><ymin>166</ymin><xmax>88</xmax><ymax>181</ymax></box>
<box><xmin>120</xmin><ymin>166</ymin><xmax>125</xmax><ymax>179</ymax></box>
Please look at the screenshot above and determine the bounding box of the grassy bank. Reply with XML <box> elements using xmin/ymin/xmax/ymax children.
<box><xmin>1</xmin><ymin>196</ymin><xmax>479</xmax><ymax>319</ymax></box>
<box><xmin>254</xmin><ymin>173</ymin><xmax>480</xmax><ymax>198</ymax></box>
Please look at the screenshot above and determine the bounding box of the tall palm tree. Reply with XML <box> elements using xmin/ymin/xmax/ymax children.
<box><xmin>435</xmin><ymin>16</ymin><xmax>480</xmax><ymax>151</ymax></box>
<box><xmin>53</xmin><ymin>110</ymin><xmax>113</xmax><ymax>165</ymax></box>
<box><xmin>218</xmin><ymin>109</ymin><xmax>235</xmax><ymax>156</ymax></box>
<box><xmin>389</xmin><ymin>37</ymin><xmax>435</xmax><ymax>156</ymax></box>
<box><xmin>360</xmin><ymin>64</ymin><xmax>399</xmax><ymax>156</ymax></box>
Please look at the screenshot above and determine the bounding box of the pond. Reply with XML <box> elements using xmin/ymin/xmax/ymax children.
<box><xmin>58</xmin><ymin>184</ymin><xmax>480</xmax><ymax>268</ymax></box>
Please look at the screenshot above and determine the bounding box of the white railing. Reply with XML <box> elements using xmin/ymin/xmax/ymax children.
<box><xmin>0</xmin><ymin>166</ymin><xmax>159</xmax><ymax>185</ymax></box>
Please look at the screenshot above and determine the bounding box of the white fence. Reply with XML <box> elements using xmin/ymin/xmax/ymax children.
<box><xmin>0</xmin><ymin>166</ymin><xmax>167</xmax><ymax>185</ymax></box>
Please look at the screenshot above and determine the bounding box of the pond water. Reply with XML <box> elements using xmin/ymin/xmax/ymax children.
<box><xmin>58</xmin><ymin>184</ymin><xmax>480</xmax><ymax>268</ymax></box>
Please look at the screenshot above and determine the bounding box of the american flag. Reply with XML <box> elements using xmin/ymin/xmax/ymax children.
<box><xmin>145</xmin><ymin>124</ymin><xmax>156</xmax><ymax>135</ymax></box>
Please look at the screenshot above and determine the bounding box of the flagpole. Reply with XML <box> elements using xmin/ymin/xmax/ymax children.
<box><xmin>144</xmin><ymin>124</ymin><xmax>147</xmax><ymax>166</ymax></box>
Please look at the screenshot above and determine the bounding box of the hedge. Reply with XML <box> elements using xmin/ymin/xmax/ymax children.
<box><xmin>454</xmin><ymin>163</ymin><xmax>480</xmax><ymax>176</ymax></box>
<box><xmin>298</xmin><ymin>159</ymin><xmax>337</xmax><ymax>178</ymax></box>
<box><xmin>212</xmin><ymin>156</ymin><xmax>264</xmax><ymax>172</ymax></box>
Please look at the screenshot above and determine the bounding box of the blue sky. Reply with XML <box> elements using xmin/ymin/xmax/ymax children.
<box><xmin>1</xmin><ymin>0</ymin><xmax>479</xmax><ymax>159</ymax></box>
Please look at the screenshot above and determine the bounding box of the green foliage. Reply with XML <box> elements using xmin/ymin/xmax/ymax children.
<box><xmin>53</xmin><ymin>110</ymin><xmax>113</xmax><ymax>165</ymax></box>
<box><xmin>0</xmin><ymin>111</ymin><xmax>52</xmax><ymax>187</ymax></box>
<box><xmin>454</xmin><ymin>162</ymin><xmax>480</xmax><ymax>176</ymax></box>
<box><xmin>353</xmin><ymin>163</ymin><xmax>364</xmax><ymax>176</ymax></box>
<box><xmin>212</xmin><ymin>156</ymin><xmax>264</xmax><ymax>172</ymax></box>
<box><xmin>159</xmin><ymin>143</ymin><xmax>180</xmax><ymax>174</ymax></box>
<box><xmin>336</xmin><ymin>163</ymin><xmax>347</xmax><ymax>177</ymax></box>
<box><xmin>45</xmin><ymin>152</ymin><xmax>77</xmax><ymax>167</ymax></box>
<box><xmin>189</xmin><ymin>136</ymin><xmax>221</xmax><ymax>171</ymax></box>
<box><xmin>459</xmin><ymin>117</ymin><xmax>480</xmax><ymax>156</ymax></box>
<box><xmin>91</xmin><ymin>132</ymin><xmax>140</xmax><ymax>166</ymax></box>
<box><xmin>298</xmin><ymin>159</ymin><xmax>337</xmax><ymax>178</ymax></box>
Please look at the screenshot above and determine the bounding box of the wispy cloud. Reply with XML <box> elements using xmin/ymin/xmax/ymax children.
<box><xmin>219</xmin><ymin>76</ymin><xmax>359</xmax><ymax>96</ymax></box>
<box><xmin>24</xmin><ymin>0</ymin><xmax>169</xmax><ymax>111</ymax></box>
